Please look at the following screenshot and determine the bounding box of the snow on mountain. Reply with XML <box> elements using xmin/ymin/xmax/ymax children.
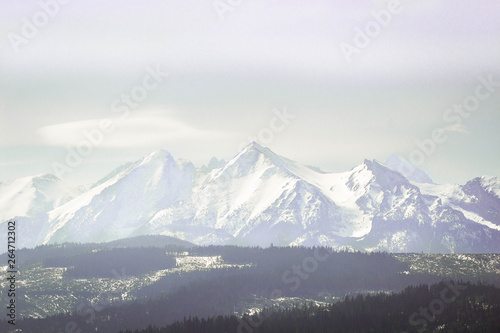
<box><xmin>453</xmin><ymin>176</ymin><xmax>500</xmax><ymax>229</ymax></box>
<box><xmin>43</xmin><ymin>150</ymin><xmax>195</xmax><ymax>245</ymax></box>
<box><xmin>416</xmin><ymin>176</ymin><xmax>500</xmax><ymax>231</ymax></box>
<box><xmin>0</xmin><ymin>174</ymin><xmax>79</xmax><ymax>250</ymax></box>
<box><xmin>0</xmin><ymin>174</ymin><xmax>77</xmax><ymax>222</ymax></box>
<box><xmin>199</xmin><ymin>157</ymin><xmax>226</xmax><ymax>173</ymax></box>
<box><xmin>146</xmin><ymin>144</ymin><xmax>500</xmax><ymax>252</ymax></box>
<box><xmin>385</xmin><ymin>154</ymin><xmax>434</xmax><ymax>184</ymax></box>
<box><xmin>1</xmin><ymin>143</ymin><xmax>499</xmax><ymax>253</ymax></box>
<box><xmin>147</xmin><ymin>143</ymin><xmax>346</xmax><ymax>246</ymax></box>
<box><xmin>478</xmin><ymin>176</ymin><xmax>500</xmax><ymax>199</ymax></box>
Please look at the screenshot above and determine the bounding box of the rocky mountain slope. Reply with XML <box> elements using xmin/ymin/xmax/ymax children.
<box><xmin>1</xmin><ymin>143</ymin><xmax>499</xmax><ymax>253</ymax></box>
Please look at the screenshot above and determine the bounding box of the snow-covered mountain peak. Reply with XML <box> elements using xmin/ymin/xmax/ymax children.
<box><xmin>239</xmin><ymin>142</ymin><xmax>283</xmax><ymax>162</ymax></box>
<box><xmin>141</xmin><ymin>149</ymin><xmax>174</xmax><ymax>165</ymax></box>
<box><xmin>177</xmin><ymin>158</ymin><xmax>195</xmax><ymax>171</ymax></box>
<box><xmin>346</xmin><ymin>162</ymin><xmax>375</xmax><ymax>192</ymax></box>
<box><xmin>243</xmin><ymin>141</ymin><xmax>265</xmax><ymax>151</ymax></box>
<box><xmin>2</xmin><ymin>145</ymin><xmax>499</xmax><ymax>253</ymax></box>
<box><xmin>345</xmin><ymin>159</ymin><xmax>408</xmax><ymax>194</ymax></box>
<box><xmin>95</xmin><ymin>149</ymin><xmax>181</xmax><ymax>190</ymax></box>
<box><xmin>460</xmin><ymin>176</ymin><xmax>500</xmax><ymax>201</ymax></box>
<box><xmin>0</xmin><ymin>173</ymin><xmax>77</xmax><ymax>222</ymax></box>
<box><xmin>215</xmin><ymin>142</ymin><xmax>292</xmax><ymax>181</ymax></box>
<box><xmin>362</xmin><ymin>159</ymin><xmax>410</xmax><ymax>189</ymax></box>
<box><xmin>200</xmin><ymin>157</ymin><xmax>226</xmax><ymax>173</ymax></box>
<box><xmin>89</xmin><ymin>151</ymin><xmax>179</xmax><ymax>193</ymax></box>
<box><xmin>43</xmin><ymin>150</ymin><xmax>196</xmax><ymax>245</ymax></box>
<box><xmin>478</xmin><ymin>176</ymin><xmax>500</xmax><ymax>199</ymax></box>
<box><xmin>384</xmin><ymin>154</ymin><xmax>434</xmax><ymax>184</ymax></box>
<box><xmin>239</xmin><ymin>142</ymin><xmax>289</xmax><ymax>161</ymax></box>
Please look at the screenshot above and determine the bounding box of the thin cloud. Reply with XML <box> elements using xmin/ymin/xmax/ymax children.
<box><xmin>440</xmin><ymin>124</ymin><xmax>470</xmax><ymax>135</ymax></box>
<box><xmin>37</xmin><ymin>111</ymin><xmax>237</xmax><ymax>148</ymax></box>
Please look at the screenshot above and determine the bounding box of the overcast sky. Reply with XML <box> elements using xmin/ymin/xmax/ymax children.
<box><xmin>1</xmin><ymin>0</ymin><xmax>499</xmax><ymax>186</ymax></box>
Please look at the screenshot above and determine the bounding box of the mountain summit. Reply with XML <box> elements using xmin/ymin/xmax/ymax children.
<box><xmin>384</xmin><ymin>154</ymin><xmax>434</xmax><ymax>184</ymax></box>
<box><xmin>1</xmin><ymin>145</ymin><xmax>499</xmax><ymax>253</ymax></box>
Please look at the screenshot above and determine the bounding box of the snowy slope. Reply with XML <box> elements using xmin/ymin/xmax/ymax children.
<box><xmin>147</xmin><ymin>144</ymin><xmax>500</xmax><ymax>251</ymax></box>
<box><xmin>416</xmin><ymin>176</ymin><xmax>500</xmax><ymax>231</ymax></box>
<box><xmin>385</xmin><ymin>155</ymin><xmax>434</xmax><ymax>184</ymax></box>
<box><xmin>43</xmin><ymin>150</ymin><xmax>195</xmax><ymax>245</ymax></box>
<box><xmin>1</xmin><ymin>143</ymin><xmax>499</xmax><ymax>253</ymax></box>
<box><xmin>0</xmin><ymin>174</ymin><xmax>79</xmax><ymax>250</ymax></box>
<box><xmin>0</xmin><ymin>174</ymin><xmax>77</xmax><ymax>222</ymax></box>
<box><xmin>147</xmin><ymin>143</ymin><xmax>345</xmax><ymax>245</ymax></box>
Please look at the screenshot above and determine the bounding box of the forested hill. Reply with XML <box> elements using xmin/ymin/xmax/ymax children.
<box><xmin>119</xmin><ymin>281</ymin><xmax>500</xmax><ymax>333</ymax></box>
<box><xmin>0</xmin><ymin>244</ymin><xmax>499</xmax><ymax>333</ymax></box>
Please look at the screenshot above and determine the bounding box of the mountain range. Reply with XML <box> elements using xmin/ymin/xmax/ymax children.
<box><xmin>1</xmin><ymin>142</ymin><xmax>499</xmax><ymax>253</ymax></box>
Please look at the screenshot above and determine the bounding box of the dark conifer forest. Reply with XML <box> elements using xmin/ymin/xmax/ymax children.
<box><xmin>1</xmin><ymin>242</ymin><xmax>499</xmax><ymax>333</ymax></box>
<box><xmin>119</xmin><ymin>281</ymin><xmax>500</xmax><ymax>333</ymax></box>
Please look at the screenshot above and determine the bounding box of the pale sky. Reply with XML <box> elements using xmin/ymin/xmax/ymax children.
<box><xmin>1</xmin><ymin>0</ymin><xmax>499</xmax><ymax>186</ymax></box>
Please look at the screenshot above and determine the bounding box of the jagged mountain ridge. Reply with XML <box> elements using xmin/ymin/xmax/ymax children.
<box><xmin>43</xmin><ymin>150</ymin><xmax>195</xmax><ymax>245</ymax></box>
<box><xmin>384</xmin><ymin>154</ymin><xmax>434</xmax><ymax>184</ymax></box>
<box><xmin>1</xmin><ymin>143</ymin><xmax>499</xmax><ymax>253</ymax></box>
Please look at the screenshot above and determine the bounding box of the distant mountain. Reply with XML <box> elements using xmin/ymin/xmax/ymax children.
<box><xmin>384</xmin><ymin>154</ymin><xmax>434</xmax><ymax>184</ymax></box>
<box><xmin>0</xmin><ymin>174</ymin><xmax>79</xmax><ymax>250</ymax></box>
<box><xmin>43</xmin><ymin>150</ymin><xmax>195</xmax><ymax>245</ymax></box>
<box><xmin>104</xmin><ymin>234</ymin><xmax>195</xmax><ymax>249</ymax></box>
<box><xmin>0</xmin><ymin>173</ymin><xmax>77</xmax><ymax>222</ymax></box>
<box><xmin>199</xmin><ymin>157</ymin><xmax>226</xmax><ymax>173</ymax></box>
<box><xmin>147</xmin><ymin>143</ymin><xmax>348</xmax><ymax>246</ymax></box>
<box><xmin>1</xmin><ymin>143</ymin><xmax>499</xmax><ymax>253</ymax></box>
